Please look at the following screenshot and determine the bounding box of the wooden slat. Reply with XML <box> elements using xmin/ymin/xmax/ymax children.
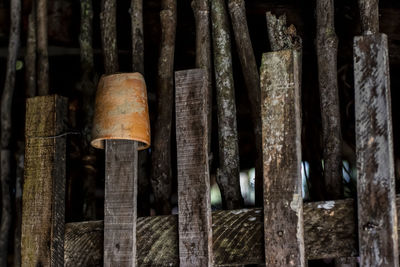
<box><xmin>104</xmin><ymin>140</ymin><xmax>138</xmax><ymax>266</ymax></box>
<box><xmin>175</xmin><ymin>69</ymin><xmax>213</xmax><ymax>266</ymax></box>
<box><xmin>22</xmin><ymin>95</ymin><xmax>67</xmax><ymax>266</ymax></box>
<box><xmin>354</xmin><ymin>33</ymin><xmax>399</xmax><ymax>266</ymax></box>
<box><xmin>260</xmin><ymin>50</ymin><xmax>305</xmax><ymax>266</ymax></box>
<box><xmin>65</xmin><ymin>198</ymin><xmax>360</xmax><ymax>266</ymax></box>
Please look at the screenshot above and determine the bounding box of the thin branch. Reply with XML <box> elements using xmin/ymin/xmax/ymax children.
<box><xmin>151</xmin><ymin>0</ymin><xmax>177</xmax><ymax>215</ymax></box>
<box><xmin>37</xmin><ymin>0</ymin><xmax>49</xmax><ymax>95</ymax></box>
<box><xmin>25</xmin><ymin>0</ymin><xmax>36</xmax><ymax>98</ymax></box>
<box><xmin>130</xmin><ymin>0</ymin><xmax>144</xmax><ymax>74</ymax></box>
<box><xmin>0</xmin><ymin>0</ymin><xmax>21</xmax><ymax>264</ymax></box>
<box><xmin>100</xmin><ymin>0</ymin><xmax>118</xmax><ymax>74</ymax></box>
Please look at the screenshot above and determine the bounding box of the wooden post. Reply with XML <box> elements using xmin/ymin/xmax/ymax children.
<box><xmin>104</xmin><ymin>140</ymin><xmax>138</xmax><ymax>266</ymax></box>
<box><xmin>37</xmin><ymin>0</ymin><xmax>49</xmax><ymax>95</ymax></box>
<box><xmin>175</xmin><ymin>69</ymin><xmax>213</xmax><ymax>266</ymax></box>
<box><xmin>260</xmin><ymin>50</ymin><xmax>305</xmax><ymax>266</ymax></box>
<box><xmin>354</xmin><ymin>33</ymin><xmax>399</xmax><ymax>267</ymax></box>
<box><xmin>21</xmin><ymin>95</ymin><xmax>67</xmax><ymax>266</ymax></box>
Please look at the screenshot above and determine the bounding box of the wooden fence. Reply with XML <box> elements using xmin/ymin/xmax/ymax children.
<box><xmin>20</xmin><ymin>6</ymin><xmax>399</xmax><ymax>267</ymax></box>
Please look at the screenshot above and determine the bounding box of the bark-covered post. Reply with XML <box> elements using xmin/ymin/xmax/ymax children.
<box><xmin>0</xmin><ymin>0</ymin><xmax>21</xmax><ymax>264</ymax></box>
<box><xmin>25</xmin><ymin>0</ymin><xmax>36</xmax><ymax>98</ymax></box>
<box><xmin>263</xmin><ymin>13</ymin><xmax>304</xmax><ymax>266</ymax></box>
<box><xmin>354</xmin><ymin>1</ymin><xmax>399</xmax><ymax>264</ymax></box>
<box><xmin>192</xmin><ymin>0</ymin><xmax>212</xmax><ymax>154</ymax></box>
<box><xmin>37</xmin><ymin>0</ymin><xmax>49</xmax><ymax>95</ymax></box>
<box><xmin>211</xmin><ymin>0</ymin><xmax>243</xmax><ymax>209</ymax></box>
<box><xmin>79</xmin><ymin>0</ymin><xmax>97</xmax><ymax>220</ymax></box>
<box><xmin>175</xmin><ymin>69</ymin><xmax>213</xmax><ymax>266</ymax></box>
<box><xmin>21</xmin><ymin>95</ymin><xmax>67</xmax><ymax>266</ymax></box>
<box><xmin>151</xmin><ymin>0</ymin><xmax>177</xmax><ymax>215</ymax></box>
<box><xmin>228</xmin><ymin>0</ymin><xmax>263</xmax><ymax>205</ymax></box>
<box><xmin>316</xmin><ymin>0</ymin><xmax>343</xmax><ymax>200</ymax></box>
<box><xmin>100</xmin><ymin>0</ymin><xmax>118</xmax><ymax>74</ymax></box>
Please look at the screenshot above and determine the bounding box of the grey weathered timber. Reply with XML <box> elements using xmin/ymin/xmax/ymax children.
<box><xmin>100</xmin><ymin>0</ymin><xmax>119</xmax><ymax>74</ymax></box>
<box><xmin>228</xmin><ymin>0</ymin><xmax>263</xmax><ymax>205</ymax></box>
<box><xmin>104</xmin><ymin>140</ymin><xmax>138</xmax><ymax>266</ymax></box>
<box><xmin>21</xmin><ymin>95</ymin><xmax>67</xmax><ymax>266</ymax></box>
<box><xmin>64</xmin><ymin>198</ymin><xmax>360</xmax><ymax>266</ymax></box>
<box><xmin>175</xmin><ymin>69</ymin><xmax>213</xmax><ymax>266</ymax></box>
<box><xmin>354</xmin><ymin>33</ymin><xmax>399</xmax><ymax>267</ymax></box>
<box><xmin>260</xmin><ymin>50</ymin><xmax>305</xmax><ymax>266</ymax></box>
<box><xmin>358</xmin><ymin>0</ymin><xmax>379</xmax><ymax>34</ymax></box>
<box><xmin>191</xmin><ymin>0</ymin><xmax>212</xmax><ymax>155</ymax></box>
<box><xmin>211</xmin><ymin>0</ymin><xmax>243</xmax><ymax>210</ymax></box>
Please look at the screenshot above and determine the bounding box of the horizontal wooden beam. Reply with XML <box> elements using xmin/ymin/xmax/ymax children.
<box><xmin>65</xmin><ymin>197</ymin><xmax>363</xmax><ymax>266</ymax></box>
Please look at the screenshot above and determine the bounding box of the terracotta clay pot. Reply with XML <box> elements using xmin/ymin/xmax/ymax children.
<box><xmin>91</xmin><ymin>73</ymin><xmax>150</xmax><ymax>150</ymax></box>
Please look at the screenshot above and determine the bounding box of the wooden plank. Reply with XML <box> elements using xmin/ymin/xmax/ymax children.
<box><xmin>260</xmin><ymin>50</ymin><xmax>305</xmax><ymax>266</ymax></box>
<box><xmin>104</xmin><ymin>140</ymin><xmax>138</xmax><ymax>266</ymax></box>
<box><xmin>65</xmin><ymin>198</ymin><xmax>360</xmax><ymax>266</ymax></box>
<box><xmin>21</xmin><ymin>95</ymin><xmax>67</xmax><ymax>266</ymax></box>
<box><xmin>354</xmin><ymin>33</ymin><xmax>399</xmax><ymax>266</ymax></box>
<box><xmin>175</xmin><ymin>69</ymin><xmax>213</xmax><ymax>266</ymax></box>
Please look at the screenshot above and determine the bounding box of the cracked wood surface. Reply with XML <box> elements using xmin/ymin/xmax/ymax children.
<box><xmin>175</xmin><ymin>69</ymin><xmax>213</xmax><ymax>266</ymax></box>
<box><xmin>260</xmin><ymin>50</ymin><xmax>305</xmax><ymax>266</ymax></box>
<box><xmin>64</xmin><ymin>198</ymin><xmax>362</xmax><ymax>266</ymax></box>
<box><xmin>354</xmin><ymin>33</ymin><xmax>399</xmax><ymax>267</ymax></box>
<box><xmin>22</xmin><ymin>95</ymin><xmax>67</xmax><ymax>267</ymax></box>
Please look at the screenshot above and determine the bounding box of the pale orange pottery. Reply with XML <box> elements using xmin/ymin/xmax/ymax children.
<box><xmin>91</xmin><ymin>72</ymin><xmax>151</xmax><ymax>150</ymax></box>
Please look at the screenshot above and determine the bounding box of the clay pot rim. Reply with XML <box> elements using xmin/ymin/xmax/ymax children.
<box><xmin>100</xmin><ymin>72</ymin><xmax>144</xmax><ymax>80</ymax></box>
<box><xmin>91</xmin><ymin>136</ymin><xmax>150</xmax><ymax>151</ymax></box>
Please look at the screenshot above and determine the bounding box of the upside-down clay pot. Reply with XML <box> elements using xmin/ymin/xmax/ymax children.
<box><xmin>91</xmin><ymin>73</ymin><xmax>151</xmax><ymax>150</ymax></box>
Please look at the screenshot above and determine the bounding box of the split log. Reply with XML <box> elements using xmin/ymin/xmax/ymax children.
<box><xmin>316</xmin><ymin>0</ymin><xmax>343</xmax><ymax>200</ymax></box>
<box><xmin>79</xmin><ymin>0</ymin><xmax>97</xmax><ymax>220</ymax></box>
<box><xmin>64</xmin><ymin>198</ymin><xmax>361</xmax><ymax>266</ymax></box>
<box><xmin>22</xmin><ymin>95</ymin><xmax>67</xmax><ymax>266</ymax></box>
<box><xmin>175</xmin><ymin>69</ymin><xmax>213</xmax><ymax>266</ymax></box>
<box><xmin>25</xmin><ymin>0</ymin><xmax>36</xmax><ymax>98</ymax></box>
<box><xmin>100</xmin><ymin>0</ymin><xmax>119</xmax><ymax>74</ymax></box>
<box><xmin>211</xmin><ymin>0</ymin><xmax>243</xmax><ymax>210</ymax></box>
<box><xmin>37</xmin><ymin>0</ymin><xmax>49</xmax><ymax>95</ymax></box>
<box><xmin>0</xmin><ymin>0</ymin><xmax>21</xmax><ymax>264</ymax></box>
<box><xmin>260</xmin><ymin>50</ymin><xmax>304</xmax><ymax>266</ymax></box>
<box><xmin>191</xmin><ymin>0</ymin><xmax>212</xmax><ymax>155</ymax></box>
<box><xmin>151</xmin><ymin>0</ymin><xmax>177</xmax><ymax>215</ymax></box>
<box><xmin>228</xmin><ymin>0</ymin><xmax>263</xmax><ymax>205</ymax></box>
<box><xmin>354</xmin><ymin>33</ymin><xmax>399</xmax><ymax>266</ymax></box>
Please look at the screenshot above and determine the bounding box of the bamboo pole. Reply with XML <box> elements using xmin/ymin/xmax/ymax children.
<box><xmin>211</xmin><ymin>0</ymin><xmax>243</xmax><ymax>209</ymax></box>
<box><xmin>151</xmin><ymin>0</ymin><xmax>177</xmax><ymax>215</ymax></box>
<box><xmin>0</xmin><ymin>0</ymin><xmax>21</xmax><ymax>264</ymax></box>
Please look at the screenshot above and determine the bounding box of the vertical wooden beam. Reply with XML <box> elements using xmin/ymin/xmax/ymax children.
<box><xmin>175</xmin><ymin>69</ymin><xmax>213</xmax><ymax>266</ymax></box>
<box><xmin>354</xmin><ymin>33</ymin><xmax>399</xmax><ymax>267</ymax></box>
<box><xmin>104</xmin><ymin>140</ymin><xmax>138</xmax><ymax>266</ymax></box>
<box><xmin>260</xmin><ymin>50</ymin><xmax>305</xmax><ymax>266</ymax></box>
<box><xmin>21</xmin><ymin>95</ymin><xmax>67</xmax><ymax>266</ymax></box>
<box><xmin>37</xmin><ymin>0</ymin><xmax>49</xmax><ymax>95</ymax></box>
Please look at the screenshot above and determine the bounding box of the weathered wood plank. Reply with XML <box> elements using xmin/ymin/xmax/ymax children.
<box><xmin>175</xmin><ymin>69</ymin><xmax>213</xmax><ymax>266</ymax></box>
<box><xmin>104</xmin><ymin>140</ymin><xmax>138</xmax><ymax>266</ymax></box>
<box><xmin>22</xmin><ymin>95</ymin><xmax>67</xmax><ymax>266</ymax></box>
<box><xmin>260</xmin><ymin>50</ymin><xmax>305</xmax><ymax>266</ymax></box>
<box><xmin>354</xmin><ymin>33</ymin><xmax>399</xmax><ymax>266</ymax></box>
<box><xmin>64</xmin><ymin>198</ymin><xmax>360</xmax><ymax>266</ymax></box>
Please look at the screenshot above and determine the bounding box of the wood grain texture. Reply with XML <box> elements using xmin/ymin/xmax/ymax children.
<box><xmin>175</xmin><ymin>69</ymin><xmax>213</xmax><ymax>266</ymax></box>
<box><xmin>228</xmin><ymin>0</ymin><xmax>263</xmax><ymax>206</ymax></box>
<box><xmin>64</xmin><ymin>198</ymin><xmax>360</xmax><ymax>266</ymax></box>
<box><xmin>260</xmin><ymin>50</ymin><xmax>305</xmax><ymax>266</ymax></box>
<box><xmin>100</xmin><ymin>0</ymin><xmax>119</xmax><ymax>74</ymax></box>
<box><xmin>22</xmin><ymin>95</ymin><xmax>67</xmax><ymax>267</ymax></box>
<box><xmin>36</xmin><ymin>0</ymin><xmax>49</xmax><ymax>95</ymax></box>
<box><xmin>104</xmin><ymin>140</ymin><xmax>138</xmax><ymax>266</ymax></box>
<box><xmin>358</xmin><ymin>0</ymin><xmax>379</xmax><ymax>34</ymax></box>
<box><xmin>211</xmin><ymin>0</ymin><xmax>243</xmax><ymax>210</ymax></box>
<box><xmin>354</xmin><ymin>33</ymin><xmax>399</xmax><ymax>266</ymax></box>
